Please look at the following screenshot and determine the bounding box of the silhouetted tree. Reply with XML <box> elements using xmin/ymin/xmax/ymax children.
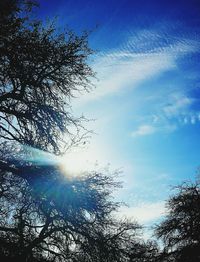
<box><xmin>155</xmin><ymin>181</ymin><xmax>200</xmax><ymax>262</ymax></box>
<box><xmin>0</xmin><ymin>1</ymin><xmax>160</xmax><ymax>261</ymax></box>
<box><xmin>0</xmin><ymin>0</ymin><xmax>93</xmax><ymax>157</ymax></box>
<box><xmin>0</xmin><ymin>166</ymin><xmax>157</xmax><ymax>262</ymax></box>
<box><xmin>76</xmin><ymin>234</ymin><xmax>159</xmax><ymax>262</ymax></box>
<box><xmin>0</xmin><ymin>0</ymin><xmax>95</xmax><ymax>233</ymax></box>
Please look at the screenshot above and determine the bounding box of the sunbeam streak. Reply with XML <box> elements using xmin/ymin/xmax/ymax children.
<box><xmin>7</xmin><ymin>144</ymin><xmax>101</xmax><ymax>180</ymax></box>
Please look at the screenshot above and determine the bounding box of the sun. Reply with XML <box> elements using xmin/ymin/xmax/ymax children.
<box><xmin>58</xmin><ymin>148</ymin><xmax>99</xmax><ymax>179</ymax></box>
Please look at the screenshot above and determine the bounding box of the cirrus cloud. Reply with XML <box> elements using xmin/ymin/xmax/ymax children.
<box><xmin>118</xmin><ymin>201</ymin><xmax>165</xmax><ymax>224</ymax></box>
<box><xmin>131</xmin><ymin>125</ymin><xmax>156</xmax><ymax>137</ymax></box>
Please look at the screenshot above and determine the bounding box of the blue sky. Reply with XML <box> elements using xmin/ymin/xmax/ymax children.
<box><xmin>36</xmin><ymin>0</ymin><xmax>200</xmax><ymax>229</ymax></box>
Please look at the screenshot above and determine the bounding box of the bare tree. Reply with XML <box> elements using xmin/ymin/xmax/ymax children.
<box><xmin>0</xmin><ymin>0</ymin><xmax>94</xmax><ymax>156</ymax></box>
<box><xmin>155</xmin><ymin>181</ymin><xmax>200</xmax><ymax>262</ymax></box>
<box><xmin>0</xmin><ymin>167</ymin><xmax>153</xmax><ymax>262</ymax></box>
<box><xmin>0</xmin><ymin>2</ymin><xmax>160</xmax><ymax>262</ymax></box>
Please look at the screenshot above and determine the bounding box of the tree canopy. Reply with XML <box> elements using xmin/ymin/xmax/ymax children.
<box><xmin>155</xmin><ymin>181</ymin><xmax>200</xmax><ymax>262</ymax></box>
<box><xmin>0</xmin><ymin>168</ymin><xmax>140</xmax><ymax>261</ymax></box>
<box><xmin>0</xmin><ymin>0</ymin><xmax>93</xmax><ymax>155</ymax></box>
<box><xmin>0</xmin><ymin>1</ymin><xmax>157</xmax><ymax>261</ymax></box>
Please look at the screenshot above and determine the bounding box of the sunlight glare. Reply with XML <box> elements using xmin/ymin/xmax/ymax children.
<box><xmin>59</xmin><ymin>148</ymin><xmax>100</xmax><ymax>179</ymax></box>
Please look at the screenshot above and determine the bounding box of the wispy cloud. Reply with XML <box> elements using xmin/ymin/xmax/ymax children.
<box><xmin>131</xmin><ymin>125</ymin><xmax>156</xmax><ymax>137</ymax></box>
<box><xmin>163</xmin><ymin>94</ymin><xmax>193</xmax><ymax>117</ymax></box>
<box><xmin>123</xmin><ymin>26</ymin><xmax>199</xmax><ymax>57</ymax></box>
<box><xmin>119</xmin><ymin>201</ymin><xmax>165</xmax><ymax>224</ymax></box>
<box><xmin>73</xmin><ymin>26</ymin><xmax>200</xmax><ymax>139</ymax></box>
<box><xmin>75</xmin><ymin>27</ymin><xmax>199</xmax><ymax>106</ymax></box>
<box><xmin>80</xmin><ymin>52</ymin><xmax>176</xmax><ymax>103</ymax></box>
<box><xmin>130</xmin><ymin>121</ymin><xmax>178</xmax><ymax>138</ymax></box>
<box><xmin>152</xmin><ymin>92</ymin><xmax>200</xmax><ymax>130</ymax></box>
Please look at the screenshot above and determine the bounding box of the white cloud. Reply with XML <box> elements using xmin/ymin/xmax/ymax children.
<box><xmin>163</xmin><ymin>94</ymin><xmax>193</xmax><ymax>117</ymax></box>
<box><xmin>141</xmin><ymin>90</ymin><xmax>199</xmax><ymax>133</ymax></box>
<box><xmin>125</xmin><ymin>26</ymin><xmax>200</xmax><ymax>56</ymax></box>
<box><xmin>131</xmin><ymin>125</ymin><xmax>156</xmax><ymax>137</ymax></box>
<box><xmin>78</xmin><ymin>52</ymin><xmax>176</xmax><ymax>104</ymax></box>
<box><xmin>73</xmin><ymin>27</ymin><xmax>199</xmax><ymax>107</ymax></box>
<box><xmin>118</xmin><ymin>201</ymin><xmax>165</xmax><ymax>224</ymax></box>
<box><xmin>158</xmin><ymin>92</ymin><xmax>200</xmax><ymax>127</ymax></box>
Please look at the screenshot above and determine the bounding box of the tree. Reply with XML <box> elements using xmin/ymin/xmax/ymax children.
<box><xmin>0</xmin><ymin>0</ymin><xmax>94</xmax><ymax>157</ymax></box>
<box><xmin>0</xmin><ymin>2</ymin><xmax>160</xmax><ymax>261</ymax></box>
<box><xmin>0</xmin><ymin>158</ymin><xmax>157</xmax><ymax>262</ymax></box>
<box><xmin>155</xmin><ymin>181</ymin><xmax>200</xmax><ymax>262</ymax></box>
<box><xmin>0</xmin><ymin>167</ymin><xmax>121</xmax><ymax>261</ymax></box>
<box><xmin>73</xmin><ymin>222</ymin><xmax>159</xmax><ymax>262</ymax></box>
<box><xmin>0</xmin><ymin>0</ymin><xmax>96</xmax><ymax>238</ymax></box>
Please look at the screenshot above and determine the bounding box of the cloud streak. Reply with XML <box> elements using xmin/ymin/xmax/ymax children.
<box><xmin>75</xmin><ymin>27</ymin><xmax>199</xmax><ymax>106</ymax></box>
<box><xmin>77</xmin><ymin>51</ymin><xmax>175</xmax><ymax>105</ymax></box>
<box><xmin>163</xmin><ymin>94</ymin><xmax>193</xmax><ymax>117</ymax></box>
<box><xmin>119</xmin><ymin>201</ymin><xmax>165</xmax><ymax>224</ymax></box>
<box><xmin>131</xmin><ymin>125</ymin><xmax>156</xmax><ymax>137</ymax></box>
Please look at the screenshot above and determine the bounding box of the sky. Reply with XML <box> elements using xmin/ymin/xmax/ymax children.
<box><xmin>36</xmin><ymin>0</ymin><xmax>200</xmax><ymax>231</ymax></box>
